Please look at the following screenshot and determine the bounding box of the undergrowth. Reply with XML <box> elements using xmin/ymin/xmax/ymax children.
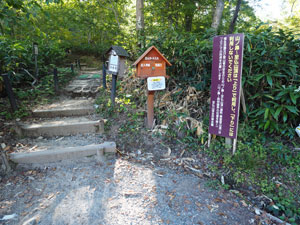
<box><xmin>0</xmin><ymin>67</ymin><xmax>77</xmax><ymax>120</ymax></box>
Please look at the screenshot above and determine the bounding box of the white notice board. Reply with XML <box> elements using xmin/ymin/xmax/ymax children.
<box><xmin>147</xmin><ymin>76</ymin><xmax>166</xmax><ymax>91</ymax></box>
<box><xmin>109</xmin><ymin>54</ymin><xmax>119</xmax><ymax>73</ymax></box>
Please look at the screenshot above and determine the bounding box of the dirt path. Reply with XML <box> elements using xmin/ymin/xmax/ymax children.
<box><xmin>1</xmin><ymin>156</ymin><xmax>258</xmax><ymax>225</ymax></box>
<box><xmin>0</xmin><ymin>69</ymin><xmax>262</xmax><ymax>225</ymax></box>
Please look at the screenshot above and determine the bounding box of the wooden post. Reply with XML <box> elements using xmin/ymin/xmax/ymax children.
<box><xmin>34</xmin><ymin>54</ymin><xmax>38</xmax><ymax>79</ymax></box>
<box><xmin>2</xmin><ymin>74</ymin><xmax>18</xmax><ymax>112</ymax></box>
<box><xmin>233</xmin><ymin>138</ymin><xmax>237</xmax><ymax>154</ymax></box>
<box><xmin>111</xmin><ymin>74</ymin><xmax>117</xmax><ymax>106</ymax></box>
<box><xmin>53</xmin><ymin>68</ymin><xmax>59</xmax><ymax>94</ymax></box>
<box><xmin>102</xmin><ymin>63</ymin><xmax>107</xmax><ymax>89</ymax></box>
<box><xmin>208</xmin><ymin>133</ymin><xmax>212</xmax><ymax>147</ymax></box>
<box><xmin>147</xmin><ymin>91</ymin><xmax>155</xmax><ymax>128</ymax></box>
<box><xmin>225</xmin><ymin>138</ymin><xmax>232</xmax><ymax>147</ymax></box>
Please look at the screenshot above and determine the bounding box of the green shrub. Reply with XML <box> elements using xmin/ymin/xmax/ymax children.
<box><xmin>146</xmin><ymin>26</ymin><xmax>300</xmax><ymax>137</ymax></box>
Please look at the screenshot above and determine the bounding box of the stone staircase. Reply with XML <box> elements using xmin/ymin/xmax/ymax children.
<box><xmin>11</xmin><ymin>69</ymin><xmax>115</xmax><ymax>164</ymax></box>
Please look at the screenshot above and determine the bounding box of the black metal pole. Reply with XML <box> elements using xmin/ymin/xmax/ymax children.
<box><xmin>102</xmin><ymin>63</ymin><xmax>107</xmax><ymax>89</ymax></box>
<box><xmin>111</xmin><ymin>74</ymin><xmax>117</xmax><ymax>106</ymax></box>
<box><xmin>2</xmin><ymin>74</ymin><xmax>17</xmax><ymax>112</ymax></box>
<box><xmin>78</xmin><ymin>59</ymin><xmax>81</xmax><ymax>71</ymax></box>
<box><xmin>71</xmin><ymin>64</ymin><xmax>74</xmax><ymax>74</ymax></box>
<box><xmin>53</xmin><ymin>68</ymin><xmax>59</xmax><ymax>94</ymax></box>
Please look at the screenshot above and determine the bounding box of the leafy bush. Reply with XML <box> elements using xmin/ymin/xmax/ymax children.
<box><xmin>0</xmin><ymin>36</ymin><xmax>65</xmax><ymax>84</ymax></box>
<box><xmin>243</xmin><ymin>27</ymin><xmax>300</xmax><ymax>138</ymax></box>
<box><xmin>146</xmin><ymin>26</ymin><xmax>300</xmax><ymax>137</ymax></box>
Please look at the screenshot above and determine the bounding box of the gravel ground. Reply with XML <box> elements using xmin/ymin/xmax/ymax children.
<box><xmin>0</xmin><ymin>156</ymin><xmax>258</xmax><ymax>225</ymax></box>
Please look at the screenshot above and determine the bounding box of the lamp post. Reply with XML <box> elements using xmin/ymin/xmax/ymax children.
<box><xmin>33</xmin><ymin>42</ymin><xmax>39</xmax><ymax>79</ymax></box>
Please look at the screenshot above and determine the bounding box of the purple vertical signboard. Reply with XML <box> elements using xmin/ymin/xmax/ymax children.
<box><xmin>209</xmin><ymin>33</ymin><xmax>244</xmax><ymax>139</ymax></box>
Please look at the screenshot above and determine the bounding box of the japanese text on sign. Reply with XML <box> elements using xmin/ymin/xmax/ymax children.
<box><xmin>109</xmin><ymin>54</ymin><xmax>118</xmax><ymax>73</ymax></box>
<box><xmin>147</xmin><ymin>76</ymin><xmax>166</xmax><ymax>91</ymax></box>
<box><xmin>209</xmin><ymin>34</ymin><xmax>244</xmax><ymax>139</ymax></box>
<box><xmin>145</xmin><ymin>57</ymin><xmax>159</xmax><ymax>60</ymax></box>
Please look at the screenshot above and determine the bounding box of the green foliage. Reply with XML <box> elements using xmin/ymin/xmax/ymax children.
<box><xmin>147</xmin><ymin>26</ymin><xmax>300</xmax><ymax>137</ymax></box>
<box><xmin>243</xmin><ymin>26</ymin><xmax>300</xmax><ymax>137</ymax></box>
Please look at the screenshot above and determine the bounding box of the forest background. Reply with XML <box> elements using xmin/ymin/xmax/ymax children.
<box><xmin>0</xmin><ymin>0</ymin><xmax>300</xmax><ymax>223</ymax></box>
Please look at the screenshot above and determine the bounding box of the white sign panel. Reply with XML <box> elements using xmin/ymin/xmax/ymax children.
<box><xmin>109</xmin><ymin>54</ymin><xmax>119</xmax><ymax>73</ymax></box>
<box><xmin>147</xmin><ymin>76</ymin><xmax>166</xmax><ymax>91</ymax></box>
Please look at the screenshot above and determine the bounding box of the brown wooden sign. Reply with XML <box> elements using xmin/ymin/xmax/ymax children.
<box><xmin>133</xmin><ymin>46</ymin><xmax>172</xmax><ymax>128</ymax></box>
<box><xmin>133</xmin><ymin>46</ymin><xmax>171</xmax><ymax>78</ymax></box>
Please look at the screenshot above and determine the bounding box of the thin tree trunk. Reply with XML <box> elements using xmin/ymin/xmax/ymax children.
<box><xmin>136</xmin><ymin>0</ymin><xmax>145</xmax><ymax>48</ymax></box>
<box><xmin>211</xmin><ymin>0</ymin><xmax>224</xmax><ymax>31</ymax></box>
<box><xmin>228</xmin><ymin>0</ymin><xmax>242</xmax><ymax>34</ymax></box>
<box><xmin>184</xmin><ymin>11</ymin><xmax>194</xmax><ymax>32</ymax></box>
<box><xmin>166</xmin><ymin>0</ymin><xmax>174</xmax><ymax>27</ymax></box>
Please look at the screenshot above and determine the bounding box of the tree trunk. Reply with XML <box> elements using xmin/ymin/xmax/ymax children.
<box><xmin>184</xmin><ymin>11</ymin><xmax>194</xmax><ymax>32</ymax></box>
<box><xmin>211</xmin><ymin>0</ymin><xmax>225</xmax><ymax>31</ymax></box>
<box><xmin>136</xmin><ymin>0</ymin><xmax>145</xmax><ymax>48</ymax></box>
<box><xmin>228</xmin><ymin>0</ymin><xmax>242</xmax><ymax>34</ymax></box>
<box><xmin>166</xmin><ymin>0</ymin><xmax>173</xmax><ymax>28</ymax></box>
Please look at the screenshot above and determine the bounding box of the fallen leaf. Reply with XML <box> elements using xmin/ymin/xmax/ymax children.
<box><xmin>241</xmin><ymin>200</ymin><xmax>248</xmax><ymax>207</ymax></box>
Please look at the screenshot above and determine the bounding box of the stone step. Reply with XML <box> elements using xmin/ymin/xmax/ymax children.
<box><xmin>9</xmin><ymin>142</ymin><xmax>116</xmax><ymax>164</ymax></box>
<box><xmin>64</xmin><ymin>78</ymin><xmax>100</xmax><ymax>97</ymax></box>
<box><xmin>16</xmin><ymin>117</ymin><xmax>104</xmax><ymax>138</ymax></box>
<box><xmin>32</xmin><ymin>99</ymin><xmax>95</xmax><ymax>118</ymax></box>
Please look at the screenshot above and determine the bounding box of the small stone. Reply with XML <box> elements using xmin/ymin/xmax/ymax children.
<box><xmin>16</xmin><ymin>118</ymin><xmax>20</xmax><ymax>122</ymax></box>
<box><xmin>137</xmin><ymin>150</ymin><xmax>141</xmax><ymax>155</ymax></box>
<box><xmin>1</xmin><ymin>143</ymin><xmax>6</xmax><ymax>149</ymax></box>
<box><xmin>254</xmin><ymin>208</ymin><xmax>261</xmax><ymax>215</ymax></box>
<box><xmin>22</xmin><ymin>215</ymin><xmax>39</xmax><ymax>225</ymax></box>
<box><xmin>37</xmin><ymin>136</ymin><xmax>43</xmax><ymax>140</ymax></box>
<box><xmin>0</xmin><ymin>132</ymin><xmax>4</xmax><ymax>135</ymax></box>
<box><xmin>88</xmin><ymin>97</ymin><xmax>93</xmax><ymax>100</ymax></box>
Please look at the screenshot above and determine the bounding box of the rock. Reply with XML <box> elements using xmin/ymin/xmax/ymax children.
<box><xmin>254</xmin><ymin>208</ymin><xmax>261</xmax><ymax>215</ymax></box>
<box><xmin>0</xmin><ymin>213</ymin><xmax>17</xmax><ymax>221</ymax></box>
<box><xmin>22</xmin><ymin>215</ymin><xmax>39</xmax><ymax>225</ymax></box>
<box><xmin>137</xmin><ymin>150</ymin><xmax>141</xmax><ymax>155</ymax></box>
<box><xmin>1</xmin><ymin>143</ymin><xmax>6</xmax><ymax>149</ymax></box>
<box><xmin>16</xmin><ymin>118</ymin><xmax>20</xmax><ymax>122</ymax></box>
<box><xmin>37</xmin><ymin>136</ymin><xmax>43</xmax><ymax>140</ymax></box>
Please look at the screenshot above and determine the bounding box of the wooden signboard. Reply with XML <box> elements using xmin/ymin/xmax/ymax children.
<box><xmin>133</xmin><ymin>46</ymin><xmax>171</xmax><ymax>128</ymax></box>
<box><xmin>105</xmin><ymin>46</ymin><xmax>129</xmax><ymax>105</ymax></box>
<box><xmin>133</xmin><ymin>46</ymin><xmax>171</xmax><ymax>79</ymax></box>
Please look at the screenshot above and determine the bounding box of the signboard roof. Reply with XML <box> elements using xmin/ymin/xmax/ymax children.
<box><xmin>106</xmin><ymin>45</ymin><xmax>129</xmax><ymax>57</ymax></box>
<box><xmin>133</xmin><ymin>46</ymin><xmax>172</xmax><ymax>66</ymax></box>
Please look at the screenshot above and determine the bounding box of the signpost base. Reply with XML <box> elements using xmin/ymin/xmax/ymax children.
<box><xmin>147</xmin><ymin>91</ymin><xmax>155</xmax><ymax>129</ymax></box>
<box><xmin>102</xmin><ymin>64</ymin><xmax>107</xmax><ymax>89</ymax></box>
<box><xmin>111</xmin><ymin>74</ymin><xmax>117</xmax><ymax>106</ymax></box>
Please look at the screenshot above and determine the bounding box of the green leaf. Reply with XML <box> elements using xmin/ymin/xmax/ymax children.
<box><xmin>266</xmin><ymin>75</ymin><xmax>272</xmax><ymax>86</ymax></box>
<box><xmin>273</xmin><ymin>107</ymin><xmax>282</xmax><ymax>121</ymax></box>
<box><xmin>285</xmin><ymin>105</ymin><xmax>298</xmax><ymax>115</ymax></box>
<box><xmin>264</xmin><ymin>120</ymin><xmax>270</xmax><ymax>130</ymax></box>
<box><xmin>289</xmin><ymin>92</ymin><xmax>297</xmax><ymax>105</ymax></box>
<box><xmin>264</xmin><ymin>108</ymin><xmax>269</xmax><ymax>120</ymax></box>
<box><xmin>283</xmin><ymin>112</ymin><xmax>288</xmax><ymax>122</ymax></box>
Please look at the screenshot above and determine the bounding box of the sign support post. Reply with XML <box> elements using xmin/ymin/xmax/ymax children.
<box><xmin>147</xmin><ymin>91</ymin><xmax>155</xmax><ymax>128</ymax></box>
<box><xmin>111</xmin><ymin>74</ymin><xmax>117</xmax><ymax>106</ymax></box>
<box><xmin>102</xmin><ymin>63</ymin><xmax>107</xmax><ymax>89</ymax></box>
